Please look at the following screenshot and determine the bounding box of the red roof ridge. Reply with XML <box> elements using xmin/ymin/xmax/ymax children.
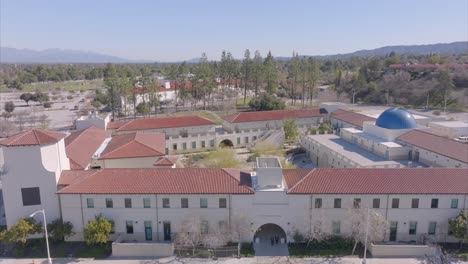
<box><xmin>221</xmin><ymin>168</ymin><xmax>255</xmax><ymax>193</ymax></box>
<box><xmin>98</xmin><ymin>133</ymin><xmax>136</xmax><ymax>159</ymax></box>
<box><xmin>286</xmin><ymin>168</ymin><xmax>316</xmax><ymax>193</ymax></box>
<box><xmin>0</xmin><ymin>129</ymin><xmax>66</xmax><ymax>146</ymax></box>
<box><xmin>58</xmin><ymin>170</ymin><xmax>101</xmax><ymax>192</ymax></box>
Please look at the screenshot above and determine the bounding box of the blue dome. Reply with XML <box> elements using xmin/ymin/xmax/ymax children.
<box><xmin>375</xmin><ymin>108</ymin><xmax>417</xmax><ymax>130</ymax></box>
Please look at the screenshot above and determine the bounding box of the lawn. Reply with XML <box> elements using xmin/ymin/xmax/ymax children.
<box><xmin>1</xmin><ymin>239</ymin><xmax>111</xmax><ymax>259</ymax></box>
<box><xmin>16</xmin><ymin>79</ymin><xmax>103</xmax><ymax>92</ymax></box>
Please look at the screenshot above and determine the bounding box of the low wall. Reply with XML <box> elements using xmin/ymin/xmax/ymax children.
<box><xmin>112</xmin><ymin>238</ymin><xmax>174</xmax><ymax>257</ymax></box>
<box><xmin>369</xmin><ymin>243</ymin><xmax>436</xmax><ymax>257</ymax></box>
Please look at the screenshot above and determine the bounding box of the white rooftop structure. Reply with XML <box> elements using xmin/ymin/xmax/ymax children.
<box><xmin>254</xmin><ymin>157</ymin><xmax>284</xmax><ymax>191</ymax></box>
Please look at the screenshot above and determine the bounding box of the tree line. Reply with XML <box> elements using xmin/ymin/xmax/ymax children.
<box><xmin>2</xmin><ymin>51</ymin><xmax>467</xmax><ymax>111</ymax></box>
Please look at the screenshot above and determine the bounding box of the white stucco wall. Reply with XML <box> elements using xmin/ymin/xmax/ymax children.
<box><xmin>59</xmin><ymin>191</ymin><xmax>468</xmax><ymax>244</ymax></box>
<box><xmin>2</xmin><ymin>140</ymin><xmax>69</xmax><ymax>228</ymax></box>
<box><xmin>91</xmin><ymin>156</ymin><xmax>162</xmax><ymax>169</ymax></box>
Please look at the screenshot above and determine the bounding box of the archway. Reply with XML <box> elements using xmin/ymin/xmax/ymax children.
<box><xmin>219</xmin><ymin>139</ymin><xmax>234</xmax><ymax>148</ymax></box>
<box><xmin>254</xmin><ymin>223</ymin><xmax>287</xmax><ymax>244</ymax></box>
<box><xmin>253</xmin><ymin>223</ymin><xmax>289</xmax><ymax>256</ymax></box>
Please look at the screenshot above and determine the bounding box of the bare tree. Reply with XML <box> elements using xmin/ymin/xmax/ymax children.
<box><xmin>38</xmin><ymin>114</ymin><xmax>50</xmax><ymax>129</ymax></box>
<box><xmin>228</xmin><ymin>214</ymin><xmax>251</xmax><ymax>256</ymax></box>
<box><xmin>14</xmin><ymin>110</ymin><xmax>31</xmax><ymax>131</ymax></box>
<box><xmin>347</xmin><ymin>208</ymin><xmax>388</xmax><ymax>255</ymax></box>
<box><xmin>174</xmin><ymin>215</ymin><xmax>203</xmax><ymax>256</ymax></box>
<box><xmin>306</xmin><ymin>212</ymin><xmax>331</xmax><ymax>247</ymax></box>
<box><xmin>202</xmin><ymin>222</ymin><xmax>230</xmax><ymax>257</ymax></box>
<box><xmin>0</xmin><ymin>120</ymin><xmax>19</xmax><ymax>137</ymax></box>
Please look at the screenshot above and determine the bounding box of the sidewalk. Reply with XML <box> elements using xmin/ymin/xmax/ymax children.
<box><xmin>0</xmin><ymin>257</ymin><xmax>467</xmax><ymax>264</ymax></box>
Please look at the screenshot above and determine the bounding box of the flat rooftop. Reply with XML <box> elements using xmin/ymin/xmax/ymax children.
<box><xmin>429</xmin><ymin>121</ymin><xmax>468</xmax><ymax>128</ymax></box>
<box><xmin>256</xmin><ymin>157</ymin><xmax>281</xmax><ymax>168</ymax></box>
<box><xmin>342</xmin><ymin>128</ymin><xmax>404</xmax><ymax>148</ymax></box>
<box><xmin>307</xmin><ymin>134</ymin><xmax>404</xmax><ymax>168</ymax></box>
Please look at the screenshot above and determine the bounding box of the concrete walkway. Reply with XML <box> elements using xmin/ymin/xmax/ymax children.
<box><xmin>253</xmin><ymin>242</ymin><xmax>289</xmax><ymax>256</ymax></box>
<box><xmin>2</xmin><ymin>257</ymin><xmax>467</xmax><ymax>264</ymax></box>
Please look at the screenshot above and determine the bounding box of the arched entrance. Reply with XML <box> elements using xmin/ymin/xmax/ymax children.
<box><xmin>254</xmin><ymin>223</ymin><xmax>287</xmax><ymax>244</ymax></box>
<box><xmin>219</xmin><ymin>139</ymin><xmax>234</xmax><ymax>148</ymax></box>
<box><xmin>253</xmin><ymin>223</ymin><xmax>289</xmax><ymax>256</ymax></box>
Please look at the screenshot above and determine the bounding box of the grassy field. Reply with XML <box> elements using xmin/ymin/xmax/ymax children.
<box><xmin>0</xmin><ymin>79</ymin><xmax>103</xmax><ymax>93</ymax></box>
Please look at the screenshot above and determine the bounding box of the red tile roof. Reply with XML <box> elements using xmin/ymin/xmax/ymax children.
<box><xmin>153</xmin><ymin>156</ymin><xmax>178</xmax><ymax>166</ymax></box>
<box><xmin>99</xmin><ymin>132</ymin><xmax>166</xmax><ymax>160</ymax></box>
<box><xmin>222</xmin><ymin>109</ymin><xmax>322</xmax><ymax>123</ymax></box>
<box><xmin>107</xmin><ymin>120</ymin><xmax>129</xmax><ymax>130</ymax></box>
<box><xmin>0</xmin><ymin>129</ymin><xmax>66</xmax><ymax>147</ymax></box>
<box><xmin>286</xmin><ymin>168</ymin><xmax>468</xmax><ymax>194</ymax></box>
<box><xmin>58</xmin><ymin>170</ymin><xmax>99</xmax><ymax>186</ymax></box>
<box><xmin>397</xmin><ymin>130</ymin><xmax>468</xmax><ymax>164</ymax></box>
<box><xmin>65</xmin><ymin>127</ymin><xmax>111</xmax><ymax>170</ymax></box>
<box><xmin>57</xmin><ymin>168</ymin><xmax>254</xmax><ymax>194</ymax></box>
<box><xmin>331</xmin><ymin>109</ymin><xmax>376</xmax><ymax>128</ymax></box>
<box><xmin>115</xmin><ymin>116</ymin><xmax>215</xmax><ymax>132</ymax></box>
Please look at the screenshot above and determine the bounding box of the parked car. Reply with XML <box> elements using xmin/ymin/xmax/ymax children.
<box><xmin>455</xmin><ymin>136</ymin><xmax>468</xmax><ymax>143</ymax></box>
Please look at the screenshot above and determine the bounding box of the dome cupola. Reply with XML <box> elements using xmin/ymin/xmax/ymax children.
<box><xmin>375</xmin><ymin>108</ymin><xmax>417</xmax><ymax>130</ymax></box>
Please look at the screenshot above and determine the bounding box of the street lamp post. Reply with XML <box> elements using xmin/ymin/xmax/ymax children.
<box><xmin>362</xmin><ymin>208</ymin><xmax>370</xmax><ymax>264</ymax></box>
<box><xmin>30</xmin><ymin>210</ymin><xmax>52</xmax><ymax>264</ymax></box>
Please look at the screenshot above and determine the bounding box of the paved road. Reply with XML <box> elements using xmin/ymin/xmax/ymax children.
<box><xmin>1</xmin><ymin>257</ymin><xmax>466</xmax><ymax>264</ymax></box>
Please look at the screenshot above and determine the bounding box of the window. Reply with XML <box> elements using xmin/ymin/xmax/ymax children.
<box><xmin>105</xmin><ymin>198</ymin><xmax>113</xmax><ymax>208</ymax></box>
<box><xmin>182</xmin><ymin>142</ymin><xmax>187</xmax><ymax>150</ymax></box>
<box><xmin>200</xmin><ymin>198</ymin><xmax>208</xmax><ymax>208</ymax></box>
<box><xmin>125</xmin><ymin>198</ymin><xmax>132</xmax><ymax>208</ymax></box>
<box><xmin>253</xmin><ymin>136</ymin><xmax>257</xmax><ymax>141</ymax></box>
<box><xmin>21</xmin><ymin>187</ymin><xmax>41</xmax><ymax>206</ymax></box>
<box><xmin>431</xmin><ymin>199</ymin><xmax>438</xmax><ymax>209</ymax></box>
<box><xmin>201</xmin><ymin>141</ymin><xmax>206</xmax><ymax>148</ymax></box>
<box><xmin>372</xmin><ymin>198</ymin><xmax>380</xmax><ymax>209</ymax></box>
<box><xmin>411</xmin><ymin>198</ymin><xmax>419</xmax><ymax>209</ymax></box>
<box><xmin>192</xmin><ymin>141</ymin><xmax>196</xmax><ymax>149</ymax></box>
<box><xmin>409</xmin><ymin>221</ymin><xmax>417</xmax><ymax>235</ymax></box>
<box><xmin>86</xmin><ymin>198</ymin><xmax>94</xmax><ymax>208</ymax></box>
<box><xmin>218</xmin><ymin>220</ymin><xmax>227</xmax><ymax>229</ymax></box>
<box><xmin>165</xmin><ymin>148</ymin><xmax>169</xmax><ymax>155</ymax></box>
<box><xmin>172</xmin><ymin>143</ymin><xmax>177</xmax><ymax>150</ymax></box>
<box><xmin>181</xmin><ymin>198</ymin><xmax>188</xmax><ymax>208</ymax></box>
<box><xmin>332</xmin><ymin>221</ymin><xmax>341</xmax><ymax>235</ymax></box>
<box><xmin>334</xmin><ymin>198</ymin><xmax>341</xmax><ymax>208</ymax></box>
<box><xmin>315</xmin><ymin>198</ymin><xmax>322</xmax><ymax>208</ymax></box>
<box><xmin>162</xmin><ymin>198</ymin><xmax>170</xmax><ymax>208</ymax></box>
<box><xmin>237</xmin><ymin>137</ymin><xmax>241</xmax><ymax>145</ymax></box>
<box><xmin>245</xmin><ymin>137</ymin><xmax>249</xmax><ymax>143</ymax></box>
<box><xmin>201</xmin><ymin>220</ymin><xmax>209</xmax><ymax>234</ymax></box>
<box><xmin>450</xmin><ymin>199</ymin><xmax>458</xmax><ymax>209</ymax></box>
<box><xmin>428</xmin><ymin>222</ymin><xmax>437</xmax><ymax>235</ymax></box>
<box><xmin>210</xmin><ymin>140</ymin><xmax>215</xmax><ymax>147</ymax></box>
<box><xmin>391</xmin><ymin>198</ymin><xmax>399</xmax><ymax>208</ymax></box>
<box><xmin>126</xmin><ymin>221</ymin><xmax>134</xmax><ymax>234</ymax></box>
<box><xmin>353</xmin><ymin>198</ymin><xmax>361</xmax><ymax>209</ymax></box>
<box><xmin>143</xmin><ymin>198</ymin><xmax>151</xmax><ymax>208</ymax></box>
<box><xmin>219</xmin><ymin>198</ymin><xmax>227</xmax><ymax>208</ymax></box>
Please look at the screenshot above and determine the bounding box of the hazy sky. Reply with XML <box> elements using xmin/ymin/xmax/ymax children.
<box><xmin>1</xmin><ymin>0</ymin><xmax>467</xmax><ymax>61</ymax></box>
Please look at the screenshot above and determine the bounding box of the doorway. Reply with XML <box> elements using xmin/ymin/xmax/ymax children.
<box><xmin>163</xmin><ymin>221</ymin><xmax>171</xmax><ymax>241</ymax></box>
<box><xmin>389</xmin><ymin>221</ymin><xmax>398</xmax><ymax>242</ymax></box>
<box><xmin>144</xmin><ymin>221</ymin><xmax>152</xmax><ymax>241</ymax></box>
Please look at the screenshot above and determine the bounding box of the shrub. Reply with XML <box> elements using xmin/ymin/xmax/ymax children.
<box><xmin>433</xmin><ymin>110</ymin><xmax>441</xmax><ymax>116</ymax></box>
<box><xmin>84</xmin><ymin>215</ymin><xmax>113</xmax><ymax>245</ymax></box>
<box><xmin>43</xmin><ymin>102</ymin><xmax>53</xmax><ymax>108</ymax></box>
<box><xmin>47</xmin><ymin>219</ymin><xmax>74</xmax><ymax>241</ymax></box>
<box><xmin>67</xmin><ymin>95</ymin><xmax>74</xmax><ymax>100</ymax></box>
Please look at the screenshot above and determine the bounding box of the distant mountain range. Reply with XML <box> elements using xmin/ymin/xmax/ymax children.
<box><xmin>0</xmin><ymin>47</ymin><xmax>153</xmax><ymax>64</ymax></box>
<box><xmin>1</xmin><ymin>41</ymin><xmax>467</xmax><ymax>64</ymax></box>
<box><xmin>278</xmin><ymin>41</ymin><xmax>468</xmax><ymax>61</ymax></box>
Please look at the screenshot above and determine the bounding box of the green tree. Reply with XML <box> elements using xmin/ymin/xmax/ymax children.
<box><xmin>33</xmin><ymin>92</ymin><xmax>50</xmax><ymax>105</ymax></box>
<box><xmin>4</xmin><ymin>101</ymin><xmax>15</xmax><ymax>113</ymax></box>
<box><xmin>432</xmin><ymin>70</ymin><xmax>455</xmax><ymax>110</ymax></box>
<box><xmin>136</xmin><ymin>102</ymin><xmax>150</xmax><ymax>116</ymax></box>
<box><xmin>84</xmin><ymin>215</ymin><xmax>113</xmax><ymax>245</ymax></box>
<box><xmin>449</xmin><ymin>210</ymin><xmax>468</xmax><ymax>248</ymax></box>
<box><xmin>193</xmin><ymin>52</ymin><xmax>214</xmax><ymax>109</ymax></box>
<box><xmin>263</xmin><ymin>51</ymin><xmax>278</xmax><ymax>94</ymax></box>
<box><xmin>241</xmin><ymin>49</ymin><xmax>252</xmax><ymax>105</ymax></box>
<box><xmin>249</xmin><ymin>93</ymin><xmax>285</xmax><ymax>111</ymax></box>
<box><xmin>47</xmin><ymin>219</ymin><xmax>74</xmax><ymax>241</ymax></box>
<box><xmin>0</xmin><ymin>218</ymin><xmax>41</xmax><ymax>246</ymax></box>
<box><xmin>307</xmin><ymin>58</ymin><xmax>320</xmax><ymax>106</ymax></box>
<box><xmin>103</xmin><ymin>64</ymin><xmax>122</xmax><ymax>119</ymax></box>
<box><xmin>19</xmin><ymin>93</ymin><xmax>33</xmax><ymax>105</ymax></box>
<box><xmin>165</xmin><ymin>64</ymin><xmax>181</xmax><ymax>111</ymax></box>
<box><xmin>251</xmin><ymin>51</ymin><xmax>264</xmax><ymax>96</ymax></box>
<box><xmin>200</xmin><ymin>148</ymin><xmax>241</xmax><ymax>168</ymax></box>
<box><xmin>284</xmin><ymin>119</ymin><xmax>299</xmax><ymax>142</ymax></box>
<box><xmin>288</xmin><ymin>52</ymin><xmax>301</xmax><ymax>105</ymax></box>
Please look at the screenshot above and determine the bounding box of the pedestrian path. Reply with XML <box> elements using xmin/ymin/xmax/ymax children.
<box><xmin>253</xmin><ymin>241</ymin><xmax>289</xmax><ymax>256</ymax></box>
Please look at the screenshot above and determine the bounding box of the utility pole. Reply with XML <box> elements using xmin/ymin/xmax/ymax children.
<box><xmin>362</xmin><ymin>208</ymin><xmax>370</xmax><ymax>264</ymax></box>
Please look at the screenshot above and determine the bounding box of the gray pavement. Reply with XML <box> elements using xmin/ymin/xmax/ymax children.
<box><xmin>1</xmin><ymin>257</ymin><xmax>466</xmax><ymax>264</ymax></box>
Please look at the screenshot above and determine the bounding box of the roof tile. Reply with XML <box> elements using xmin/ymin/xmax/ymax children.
<box><xmin>222</xmin><ymin>109</ymin><xmax>322</xmax><ymax>123</ymax></box>
<box><xmin>0</xmin><ymin>129</ymin><xmax>66</xmax><ymax>147</ymax></box>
